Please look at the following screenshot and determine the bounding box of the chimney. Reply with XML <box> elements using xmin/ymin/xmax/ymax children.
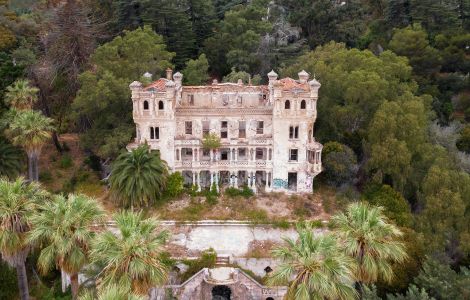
<box><xmin>166</xmin><ymin>68</ymin><xmax>173</xmax><ymax>80</ymax></box>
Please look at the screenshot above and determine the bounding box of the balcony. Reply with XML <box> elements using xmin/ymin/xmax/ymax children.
<box><xmin>174</xmin><ymin>159</ymin><xmax>273</xmax><ymax>170</ymax></box>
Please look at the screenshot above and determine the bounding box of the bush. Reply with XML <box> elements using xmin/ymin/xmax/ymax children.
<box><xmin>180</xmin><ymin>249</ymin><xmax>217</xmax><ymax>282</ymax></box>
<box><xmin>164</xmin><ymin>172</ymin><xmax>184</xmax><ymax>199</ymax></box>
<box><xmin>245</xmin><ymin>209</ymin><xmax>268</xmax><ymax>223</ymax></box>
<box><xmin>58</xmin><ymin>153</ymin><xmax>73</xmax><ymax>169</ymax></box>
<box><xmin>322</xmin><ymin>142</ymin><xmax>358</xmax><ymax>187</ymax></box>
<box><xmin>272</xmin><ymin>218</ymin><xmax>291</xmax><ymax>229</ymax></box>
<box><xmin>83</xmin><ymin>153</ymin><xmax>102</xmax><ymax>172</ymax></box>
<box><xmin>224</xmin><ymin>186</ymin><xmax>253</xmax><ymax>199</ymax></box>
<box><xmin>39</xmin><ymin>170</ymin><xmax>53</xmax><ymax>183</ymax></box>
<box><xmin>0</xmin><ymin>261</ymin><xmax>18</xmax><ymax>299</ymax></box>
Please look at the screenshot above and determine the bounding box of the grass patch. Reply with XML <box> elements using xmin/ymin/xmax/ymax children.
<box><xmin>180</xmin><ymin>249</ymin><xmax>217</xmax><ymax>282</ymax></box>
<box><xmin>58</xmin><ymin>153</ymin><xmax>73</xmax><ymax>169</ymax></box>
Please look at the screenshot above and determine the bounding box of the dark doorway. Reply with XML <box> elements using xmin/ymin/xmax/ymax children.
<box><xmin>212</xmin><ymin>285</ymin><xmax>232</xmax><ymax>300</ymax></box>
<box><xmin>288</xmin><ymin>172</ymin><xmax>297</xmax><ymax>191</ymax></box>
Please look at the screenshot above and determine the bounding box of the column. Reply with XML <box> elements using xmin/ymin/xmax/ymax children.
<box><xmin>234</xmin><ymin>171</ymin><xmax>238</xmax><ymax>188</ymax></box>
<box><xmin>251</xmin><ymin>171</ymin><xmax>257</xmax><ymax>192</ymax></box>
<box><xmin>229</xmin><ymin>172</ymin><xmax>234</xmax><ymax>187</ymax></box>
<box><xmin>210</xmin><ymin>149</ymin><xmax>214</xmax><ymax>162</ymax></box>
<box><xmin>235</xmin><ymin>148</ymin><xmax>238</xmax><ymax>161</ymax></box>
<box><xmin>197</xmin><ymin>171</ymin><xmax>201</xmax><ymax>192</ymax></box>
<box><xmin>215</xmin><ymin>171</ymin><xmax>219</xmax><ymax>192</ymax></box>
<box><xmin>192</xmin><ymin>148</ymin><xmax>196</xmax><ymax>162</ymax></box>
<box><xmin>192</xmin><ymin>172</ymin><xmax>196</xmax><ymax>187</ymax></box>
<box><xmin>247</xmin><ymin>172</ymin><xmax>251</xmax><ymax>187</ymax></box>
<box><xmin>210</xmin><ymin>172</ymin><xmax>214</xmax><ymax>187</ymax></box>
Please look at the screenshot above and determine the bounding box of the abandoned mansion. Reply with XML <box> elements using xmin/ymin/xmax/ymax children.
<box><xmin>128</xmin><ymin>69</ymin><xmax>323</xmax><ymax>193</ymax></box>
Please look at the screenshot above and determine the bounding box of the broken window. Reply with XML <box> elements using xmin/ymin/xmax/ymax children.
<box><xmin>185</xmin><ymin>121</ymin><xmax>192</xmax><ymax>135</ymax></box>
<box><xmin>239</xmin><ymin>121</ymin><xmax>246</xmax><ymax>138</ymax></box>
<box><xmin>300</xmin><ymin>99</ymin><xmax>306</xmax><ymax>109</ymax></box>
<box><xmin>143</xmin><ymin>100</ymin><xmax>149</xmax><ymax>110</ymax></box>
<box><xmin>256</xmin><ymin>121</ymin><xmax>264</xmax><ymax>134</ymax></box>
<box><xmin>238</xmin><ymin>148</ymin><xmax>246</xmax><ymax>159</ymax></box>
<box><xmin>221</xmin><ymin>149</ymin><xmax>229</xmax><ymax>160</ymax></box>
<box><xmin>221</xmin><ymin>121</ymin><xmax>228</xmax><ymax>138</ymax></box>
<box><xmin>256</xmin><ymin>148</ymin><xmax>264</xmax><ymax>160</ymax></box>
<box><xmin>158</xmin><ymin>100</ymin><xmax>164</xmax><ymax>110</ymax></box>
<box><xmin>289</xmin><ymin>149</ymin><xmax>298</xmax><ymax>161</ymax></box>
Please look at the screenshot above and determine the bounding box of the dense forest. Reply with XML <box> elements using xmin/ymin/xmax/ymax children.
<box><xmin>0</xmin><ymin>0</ymin><xmax>470</xmax><ymax>299</ymax></box>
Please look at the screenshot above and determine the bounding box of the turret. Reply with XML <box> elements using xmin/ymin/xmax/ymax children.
<box><xmin>308</xmin><ymin>77</ymin><xmax>321</xmax><ymax>98</ymax></box>
<box><xmin>267</xmin><ymin>70</ymin><xmax>278</xmax><ymax>104</ymax></box>
<box><xmin>173</xmin><ymin>71</ymin><xmax>183</xmax><ymax>104</ymax></box>
<box><xmin>298</xmin><ymin>70</ymin><xmax>309</xmax><ymax>83</ymax></box>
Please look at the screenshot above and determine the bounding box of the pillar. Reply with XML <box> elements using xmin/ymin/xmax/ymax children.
<box><xmin>192</xmin><ymin>172</ymin><xmax>196</xmax><ymax>186</ymax></box>
<box><xmin>197</xmin><ymin>171</ymin><xmax>201</xmax><ymax>192</ymax></box>
<box><xmin>229</xmin><ymin>172</ymin><xmax>234</xmax><ymax>187</ymax></box>
<box><xmin>215</xmin><ymin>171</ymin><xmax>219</xmax><ymax>192</ymax></box>
<box><xmin>210</xmin><ymin>149</ymin><xmax>214</xmax><ymax>162</ymax></box>
<box><xmin>235</xmin><ymin>148</ymin><xmax>238</xmax><ymax>161</ymax></box>
<box><xmin>234</xmin><ymin>171</ymin><xmax>238</xmax><ymax>188</ymax></box>
<box><xmin>251</xmin><ymin>171</ymin><xmax>257</xmax><ymax>192</ymax></box>
<box><xmin>210</xmin><ymin>172</ymin><xmax>214</xmax><ymax>187</ymax></box>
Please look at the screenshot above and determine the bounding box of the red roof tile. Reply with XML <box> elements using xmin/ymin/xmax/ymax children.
<box><xmin>144</xmin><ymin>78</ymin><xmax>169</xmax><ymax>92</ymax></box>
<box><xmin>278</xmin><ymin>77</ymin><xmax>308</xmax><ymax>91</ymax></box>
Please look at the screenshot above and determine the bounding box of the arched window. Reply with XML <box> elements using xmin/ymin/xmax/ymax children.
<box><xmin>300</xmin><ymin>99</ymin><xmax>306</xmax><ymax>109</ymax></box>
<box><xmin>149</xmin><ymin>127</ymin><xmax>154</xmax><ymax>139</ymax></box>
<box><xmin>143</xmin><ymin>100</ymin><xmax>149</xmax><ymax>110</ymax></box>
<box><xmin>285</xmin><ymin>100</ymin><xmax>290</xmax><ymax>109</ymax></box>
<box><xmin>158</xmin><ymin>100</ymin><xmax>164</xmax><ymax>110</ymax></box>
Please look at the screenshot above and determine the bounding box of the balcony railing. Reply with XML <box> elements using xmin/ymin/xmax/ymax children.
<box><xmin>174</xmin><ymin>159</ymin><xmax>273</xmax><ymax>170</ymax></box>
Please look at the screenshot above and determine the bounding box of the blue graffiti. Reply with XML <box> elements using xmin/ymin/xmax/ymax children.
<box><xmin>272</xmin><ymin>178</ymin><xmax>287</xmax><ymax>189</ymax></box>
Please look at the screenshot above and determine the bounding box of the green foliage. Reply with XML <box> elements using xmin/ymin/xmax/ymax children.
<box><xmin>164</xmin><ymin>172</ymin><xmax>184</xmax><ymax>199</ymax></box>
<box><xmin>180</xmin><ymin>248</ymin><xmax>217</xmax><ymax>282</ymax></box>
<box><xmin>58</xmin><ymin>153</ymin><xmax>73</xmax><ymax>169</ymax></box>
<box><xmin>268</xmin><ymin>223</ymin><xmax>357</xmax><ymax>300</ymax></box>
<box><xmin>457</xmin><ymin>125</ymin><xmax>470</xmax><ymax>153</ymax></box>
<box><xmin>363</xmin><ymin>184</ymin><xmax>412</xmax><ymax>227</ymax></box>
<box><xmin>222</xmin><ymin>68</ymin><xmax>262</xmax><ymax>85</ymax></box>
<box><xmin>73</xmin><ymin>26</ymin><xmax>174</xmax><ymax>158</ymax></box>
<box><xmin>204</xmin><ymin>0</ymin><xmax>272</xmax><ymax>75</ymax></box>
<box><xmin>389</xmin><ymin>25</ymin><xmax>442</xmax><ymax>79</ymax></box>
<box><xmin>109</xmin><ymin>145</ymin><xmax>168</xmax><ymax>208</ymax></box>
<box><xmin>4</xmin><ymin>79</ymin><xmax>38</xmax><ymax>110</ymax></box>
<box><xmin>0</xmin><ymin>138</ymin><xmax>23</xmax><ymax>179</ymax></box>
<box><xmin>413</xmin><ymin>257</ymin><xmax>470</xmax><ymax>300</ymax></box>
<box><xmin>90</xmin><ymin>211</ymin><xmax>170</xmax><ymax>295</ymax></box>
<box><xmin>182</xmin><ymin>53</ymin><xmax>210</xmax><ymax>85</ymax></box>
<box><xmin>202</xmin><ymin>133</ymin><xmax>221</xmax><ymax>150</ymax></box>
<box><xmin>322</xmin><ymin>141</ymin><xmax>358</xmax><ymax>187</ymax></box>
<box><xmin>224</xmin><ymin>186</ymin><xmax>254</xmax><ymax>199</ymax></box>
<box><xmin>0</xmin><ymin>260</ymin><xmax>18</xmax><ymax>299</ymax></box>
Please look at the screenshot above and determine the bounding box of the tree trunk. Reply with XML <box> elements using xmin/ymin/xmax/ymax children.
<box><xmin>70</xmin><ymin>272</ymin><xmax>79</xmax><ymax>300</ymax></box>
<box><xmin>52</xmin><ymin>132</ymin><xmax>63</xmax><ymax>153</ymax></box>
<box><xmin>16</xmin><ymin>261</ymin><xmax>29</xmax><ymax>300</ymax></box>
<box><xmin>27</xmin><ymin>152</ymin><xmax>39</xmax><ymax>182</ymax></box>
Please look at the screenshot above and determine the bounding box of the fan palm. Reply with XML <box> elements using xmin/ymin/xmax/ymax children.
<box><xmin>80</xmin><ymin>284</ymin><xmax>145</xmax><ymax>300</ymax></box>
<box><xmin>0</xmin><ymin>177</ymin><xmax>48</xmax><ymax>300</ymax></box>
<box><xmin>331</xmin><ymin>202</ymin><xmax>407</xmax><ymax>292</ymax></box>
<box><xmin>268</xmin><ymin>223</ymin><xmax>357</xmax><ymax>300</ymax></box>
<box><xmin>7</xmin><ymin>110</ymin><xmax>55</xmax><ymax>181</ymax></box>
<box><xmin>109</xmin><ymin>144</ymin><xmax>168</xmax><ymax>208</ymax></box>
<box><xmin>4</xmin><ymin>79</ymin><xmax>39</xmax><ymax>110</ymax></box>
<box><xmin>90</xmin><ymin>211</ymin><xmax>170</xmax><ymax>295</ymax></box>
<box><xmin>28</xmin><ymin>194</ymin><xmax>105</xmax><ymax>299</ymax></box>
<box><xmin>0</xmin><ymin>139</ymin><xmax>23</xmax><ymax>179</ymax></box>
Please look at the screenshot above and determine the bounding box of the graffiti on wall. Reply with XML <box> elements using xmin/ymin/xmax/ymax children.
<box><xmin>272</xmin><ymin>178</ymin><xmax>287</xmax><ymax>189</ymax></box>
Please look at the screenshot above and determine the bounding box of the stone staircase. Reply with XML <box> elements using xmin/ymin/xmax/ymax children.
<box><xmin>216</xmin><ymin>255</ymin><xmax>230</xmax><ymax>265</ymax></box>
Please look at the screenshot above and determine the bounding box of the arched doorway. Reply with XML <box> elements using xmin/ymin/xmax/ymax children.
<box><xmin>212</xmin><ymin>285</ymin><xmax>232</xmax><ymax>300</ymax></box>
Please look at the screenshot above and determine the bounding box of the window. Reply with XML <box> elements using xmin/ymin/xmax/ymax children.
<box><xmin>256</xmin><ymin>148</ymin><xmax>264</xmax><ymax>160</ymax></box>
<box><xmin>221</xmin><ymin>149</ymin><xmax>229</xmax><ymax>160</ymax></box>
<box><xmin>238</xmin><ymin>148</ymin><xmax>246</xmax><ymax>158</ymax></box>
<box><xmin>202</xmin><ymin>120</ymin><xmax>210</xmax><ymax>136</ymax></box>
<box><xmin>185</xmin><ymin>121</ymin><xmax>192</xmax><ymax>135</ymax></box>
<box><xmin>149</xmin><ymin>127</ymin><xmax>159</xmax><ymax>140</ymax></box>
<box><xmin>289</xmin><ymin>126</ymin><xmax>299</xmax><ymax>139</ymax></box>
<box><xmin>285</xmin><ymin>100</ymin><xmax>290</xmax><ymax>109</ymax></box>
<box><xmin>256</xmin><ymin>121</ymin><xmax>264</xmax><ymax>134</ymax></box>
<box><xmin>289</xmin><ymin>149</ymin><xmax>298</xmax><ymax>161</ymax></box>
<box><xmin>221</xmin><ymin>121</ymin><xmax>228</xmax><ymax>138</ymax></box>
<box><xmin>143</xmin><ymin>100</ymin><xmax>149</xmax><ymax>110</ymax></box>
<box><xmin>239</xmin><ymin>121</ymin><xmax>246</xmax><ymax>138</ymax></box>
<box><xmin>300</xmin><ymin>99</ymin><xmax>306</xmax><ymax>109</ymax></box>
<box><xmin>237</xmin><ymin>95</ymin><xmax>243</xmax><ymax>104</ymax></box>
<box><xmin>188</xmin><ymin>94</ymin><xmax>194</xmax><ymax>105</ymax></box>
<box><xmin>158</xmin><ymin>100</ymin><xmax>164</xmax><ymax>110</ymax></box>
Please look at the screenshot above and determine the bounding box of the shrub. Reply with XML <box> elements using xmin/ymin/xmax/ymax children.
<box><xmin>205</xmin><ymin>193</ymin><xmax>218</xmax><ymax>205</ymax></box>
<box><xmin>0</xmin><ymin>261</ymin><xmax>18</xmax><ymax>299</ymax></box>
<box><xmin>58</xmin><ymin>153</ymin><xmax>73</xmax><ymax>169</ymax></box>
<box><xmin>224</xmin><ymin>186</ymin><xmax>253</xmax><ymax>199</ymax></box>
<box><xmin>272</xmin><ymin>218</ymin><xmax>291</xmax><ymax>229</ymax></box>
<box><xmin>164</xmin><ymin>172</ymin><xmax>184</xmax><ymax>198</ymax></box>
<box><xmin>225</xmin><ymin>187</ymin><xmax>240</xmax><ymax>198</ymax></box>
<box><xmin>83</xmin><ymin>153</ymin><xmax>102</xmax><ymax>172</ymax></box>
<box><xmin>245</xmin><ymin>209</ymin><xmax>268</xmax><ymax>223</ymax></box>
<box><xmin>39</xmin><ymin>170</ymin><xmax>53</xmax><ymax>183</ymax></box>
<box><xmin>180</xmin><ymin>249</ymin><xmax>217</xmax><ymax>282</ymax></box>
<box><xmin>202</xmin><ymin>133</ymin><xmax>221</xmax><ymax>150</ymax></box>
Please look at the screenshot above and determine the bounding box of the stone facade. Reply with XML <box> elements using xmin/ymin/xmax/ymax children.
<box><xmin>128</xmin><ymin>69</ymin><xmax>322</xmax><ymax>193</ymax></box>
<box><xmin>150</xmin><ymin>267</ymin><xmax>287</xmax><ymax>300</ymax></box>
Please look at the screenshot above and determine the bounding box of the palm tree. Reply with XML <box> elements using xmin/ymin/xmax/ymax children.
<box><xmin>268</xmin><ymin>223</ymin><xmax>357</xmax><ymax>300</ymax></box>
<box><xmin>80</xmin><ymin>284</ymin><xmax>145</xmax><ymax>300</ymax></box>
<box><xmin>28</xmin><ymin>194</ymin><xmax>105</xmax><ymax>299</ymax></box>
<box><xmin>90</xmin><ymin>211</ymin><xmax>170</xmax><ymax>295</ymax></box>
<box><xmin>0</xmin><ymin>177</ymin><xmax>48</xmax><ymax>300</ymax></box>
<box><xmin>4</xmin><ymin>79</ymin><xmax>39</xmax><ymax>110</ymax></box>
<box><xmin>331</xmin><ymin>202</ymin><xmax>407</xmax><ymax>293</ymax></box>
<box><xmin>109</xmin><ymin>144</ymin><xmax>168</xmax><ymax>208</ymax></box>
<box><xmin>0</xmin><ymin>139</ymin><xmax>23</xmax><ymax>179</ymax></box>
<box><xmin>7</xmin><ymin>110</ymin><xmax>55</xmax><ymax>181</ymax></box>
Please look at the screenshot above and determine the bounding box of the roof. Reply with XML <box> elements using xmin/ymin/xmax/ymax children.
<box><xmin>277</xmin><ymin>77</ymin><xmax>308</xmax><ymax>91</ymax></box>
<box><xmin>144</xmin><ymin>78</ymin><xmax>170</xmax><ymax>92</ymax></box>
